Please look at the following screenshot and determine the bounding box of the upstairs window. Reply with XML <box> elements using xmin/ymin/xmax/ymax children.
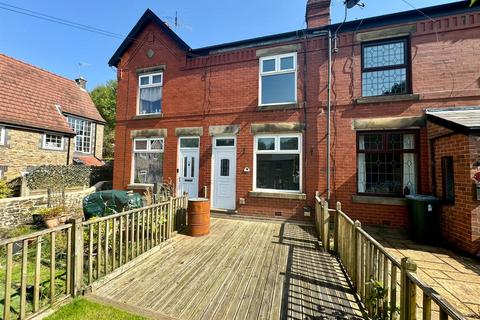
<box><xmin>138</xmin><ymin>72</ymin><xmax>163</xmax><ymax>115</ymax></box>
<box><xmin>259</xmin><ymin>53</ymin><xmax>297</xmax><ymax>105</ymax></box>
<box><xmin>68</xmin><ymin>116</ymin><xmax>95</xmax><ymax>154</ymax></box>
<box><xmin>0</xmin><ymin>126</ymin><xmax>5</xmax><ymax>145</ymax></box>
<box><xmin>43</xmin><ymin>133</ymin><xmax>64</xmax><ymax>150</ymax></box>
<box><xmin>133</xmin><ymin>137</ymin><xmax>164</xmax><ymax>184</ymax></box>
<box><xmin>362</xmin><ymin>38</ymin><xmax>410</xmax><ymax>97</ymax></box>
<box><xmin>254</xmin><ymin>134</ymin><xmax>301</xmax><ymax>192</ymax></box>
<box><xmin>357</xmin><ymin>131</ymin><xmax>418</xmax><ymax>196</ymax></box>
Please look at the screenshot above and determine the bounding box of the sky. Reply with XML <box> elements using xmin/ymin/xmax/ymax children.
<box><xmin>0</xmin><ymin>0</ymin><xmax>457</xmax><ymax>90</ymax></box>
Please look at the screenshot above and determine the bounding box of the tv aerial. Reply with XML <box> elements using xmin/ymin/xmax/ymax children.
<box><xmin>162</xmin><ymin>11</ymin><xmax>192</xmax><ymax>31</ymax></box>
<box><xmin>345</xmin><ymin>0</ymin><xmax>365</xmax><ymax>9</ymax></box>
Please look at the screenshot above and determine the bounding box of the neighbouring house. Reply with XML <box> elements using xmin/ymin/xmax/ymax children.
<box><xmin>110</xmin><ymin>1</ymin><xmax>480</xmax><ymax>254</ymax></box>
<box><xmin>0</xmin><ymin>53</ymin><xmax>106</xmax><ymax>182</ymax></box>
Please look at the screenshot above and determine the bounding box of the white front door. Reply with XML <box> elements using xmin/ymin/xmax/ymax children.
<box><xmin>212</xmin><ymin>137</ymin><xmax>236</xmax><ymax>210</ymax></box>
<box><xmin>178</xmin><ymin>137</ymin><xmax>200</xmax><ymax>198</ymax></box>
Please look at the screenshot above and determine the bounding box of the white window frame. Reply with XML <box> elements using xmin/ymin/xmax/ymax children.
<box><xmin>0</xmin><ymin>126</ymin><xmax>5</xmax><ymax>145</ymax></box>
<box><xmin>42</xmin><ymin>133</ymin><xmax>64</xmax><ymax>151</ymax></box>
<box><xmin>253</xmin><ymin>133</ymin><xmax>302</xmax><ymax>193</ymax></box>
<box><xmin>259</xmin><ymin>52</ymin><xmax>297</xmax><ymax>106</ymax></box>
<box><xmin>131</xmin><ymin>137</ymin><xmax>165</xmax><ymax>184</ymax></box>
<box><xmin>137</xmin><ymin>72</ymin><xmax>163</xmax><ymax>115</ymax></box>
<box><xmin>67</xmin><ymin>116</ymin><xmax>95</xmax><ymax>154</ymax></box>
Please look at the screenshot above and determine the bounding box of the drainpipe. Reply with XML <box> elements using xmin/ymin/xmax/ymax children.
<box><xmin>326</xmin><ymin>29</ymin><xmax>332</xmax><ymax>201</ymax></box>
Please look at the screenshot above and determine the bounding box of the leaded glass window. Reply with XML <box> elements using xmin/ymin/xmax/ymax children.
<box><xmin>357</xmin><ymin>131</ymin><xmax>418</xmax><ymax>196</ymax></box>
<box><xmin>361</xmin><ymin>39</ymin><xmax>410</xmax><ymax>97</ymax></box>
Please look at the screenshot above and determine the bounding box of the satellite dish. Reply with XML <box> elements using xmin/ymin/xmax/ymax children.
<box><xmin>345</xmin><ymin>0</ymin><xmax>365</xmax><ymax>9</ymax></box>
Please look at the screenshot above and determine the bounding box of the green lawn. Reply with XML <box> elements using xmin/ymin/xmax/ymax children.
<box><xmin>45</xmin><ymin>298</ymin><xmax>146</xmax><ymax>320</ymax></box>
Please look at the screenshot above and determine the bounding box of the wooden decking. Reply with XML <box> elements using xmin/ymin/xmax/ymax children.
<box><xmin>91</xmin><ymin>217</ymin><xmax>363</xmax><ymax>320</ymax></box>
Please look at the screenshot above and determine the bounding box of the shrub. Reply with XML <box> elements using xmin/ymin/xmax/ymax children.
<box><xmin>33</xmin><ymin>206</ymin><xmax>66</xmax><ymax>219</ymax></box>
<box><xmin>0</xmin><ymin>179</ymin><xmax>12</xmax><ymax>199</ymax></box>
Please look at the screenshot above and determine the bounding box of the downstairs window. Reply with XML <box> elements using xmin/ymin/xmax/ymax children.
<box><xmin>357</xmin><ymin>131</ymin><xmax>418</xmax><ymax>196</ymax></box>
<box><xmin>132</xmin><ymin>137</ymin><xmax>164</xmax><ymax>184</ymax></box>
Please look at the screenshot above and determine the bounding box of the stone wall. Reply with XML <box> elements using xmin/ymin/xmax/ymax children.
<box><xmin>95</xmin><ymin>124</ymin><xmax>104</xmax><ymax>160</ymax></box>
<box><xmin>0</xmin><ymin>186</ymin><xmax>95</xmax><ymax>228</ymax></box>
<box><xmin>0</xmin><ymin>127</ymin><xmax>73</xmax><ymax>181</ymax></box>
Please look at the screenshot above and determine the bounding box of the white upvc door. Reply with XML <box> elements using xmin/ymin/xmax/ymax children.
<box><xmin>212</xmin><ymin>137</ymin><xmax>236</xmax><ymax>210</ymax></box>
<box><xmin>178</xmin><ymin>137</ymin><xmax>200</xmax><ymax>198</ymax></box>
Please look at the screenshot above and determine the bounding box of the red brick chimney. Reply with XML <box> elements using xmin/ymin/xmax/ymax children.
<box><xmin>305</xmin><ymin>0</ymin><xmax>331</xmax><ymax>29</ymax></box>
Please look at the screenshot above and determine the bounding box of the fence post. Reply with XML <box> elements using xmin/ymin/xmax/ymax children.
<box><xmin>70</xmin><ymin>217</ymin><xmax>84</xmax><ymax>296</ymax></box>
<box><xmin>332</xmin><ymin>201</ymin><xmax>340</xmax><ymax>254</ymax></box>
<box><xmin>314</xmin><ymin>192</ymin><xmax>321</xmax><ymax>241</ymax></box>
<box><xmin>322</xmin><ymin>199</ymin><xmax>330</xmax><ymax>251</ymax></box>
<box><xmin>353</xmin><ymin>220</ymin><xmax>361</xmax><ymax>290</ymax></box>
<box><xmin>168</xmin><ymin>196</ymin><xmax>173</xmax><ymax>238</ymax></box>
<box><xmin>400</xmin><ymin>257</ymin><xmax>417</xmax><ymax>320</ymax></box>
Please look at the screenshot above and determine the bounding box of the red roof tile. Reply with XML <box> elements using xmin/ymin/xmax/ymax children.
<box><xmin>0</xmin><ymin>53</ymin><xmax>105</xmax><ymax>135</ymax></box>
<box><xmin>75</xmin><ymin>155</ymin><xmax>104</xmax><ymax>167</ymax></box>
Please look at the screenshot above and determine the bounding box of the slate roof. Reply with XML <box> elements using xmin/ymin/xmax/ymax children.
<box><xmin>426</xmin><ymin>107</ymin><xmax>480</xmax><ymax>132</ymax></box>
<box><xmin>0</xmin><ymin>53</ymin><xmax>105</xmax><ymax>135</ymax></box>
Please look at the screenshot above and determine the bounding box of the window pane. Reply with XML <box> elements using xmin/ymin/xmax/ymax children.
<box><xmin>150</xmin><ymin>139</ymin><xmax>163</xmax><ymax>151</ymax></box>
<box><xmin>388</xmin><ymin>133</ymin><xmax>403</xmax><ymax>150</ymax></box>
<box><xmin>280</xmin><ymin>56</ymin><xmax>294</xmax><ymax>70</ymax></box>
<box><xmin>280</xmin><ymin>137</ymin><xmax>298</xmax><ymax>150</ymax></box>
<box><xmin>262</xmin><ymin>59</ymin><xmax>276</xmax><ymax>72</ymax></box>
<box><xmin>220</xmin><ymin>159</ymin><xmax>230</xmax><ymax>176</ymax></box>
<box><xmin>134</xmin><ymin>140</ymin><xmax>148</xmax><ymax>151</ymax></box>
<box><xmin>364</xmin><ymin>152</ymin><xmax>403</xmax><ymax>194</ymax></box>
<box><xmin>134</xmin><ymin>153</ymin><xmax>163</xmax><ymax>184</ymax></box>
<box><xmin>261</xmin><ymin>73</ymin><xmax>296</xmax><ymax>104</ymax></box>
<box><xmin>257</xmin><ymin>138</ymin><xmax>275</xmax><ymax>151</ymax></box>
<box><xmin>363</xmin><ymin>41</ymin><xmax>405</xmax><ymax>68</ymax></box>
<box><xmin>139</xmin><ymin>86</ymin><xmax>162</xmax><ymax>114</ymax></box>
<box><xmin>152</xmin><ymin>74</ymin><xmax>162</xmax><ymax>84</ymax></box>
<box><xmin>180</xmin><ymin>138</ymin><xmax>199</xmax><ymax>148</ymax></box>
<box><xmin>362</xmin><ymin>68</ymin><xmax>407</xmax><ymax>97</ymax></box>
<box><xmin>216</xmin><ymin>138</ymin><xmax>235</xmax><ymax>147</ymax></box>
<box><xmin>191</xmin><ymin>156</ymin><xmax>195</xmax><ymax>177</ymax></box>
<box><xmin>359</xmin><ymin>134</ymin><xmax>383</xmax><ymax>151</ymax></box>
<box><xmin>140</xmin><ymin>76</ymin><xmax>149</xmax><ymax>86</ymax></box>
<box><xmin>256</xmin><ymin>154</ymin><xmax>300</xmax><ymax>191</ymax></box>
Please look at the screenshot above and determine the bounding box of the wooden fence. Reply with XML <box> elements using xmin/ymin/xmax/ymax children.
<box><xmin>314</xmin><ymin>195</ymin><xmax>466</xmax><ymax>320</ymax></box>
<box><xmin>0</xmin><ymin>195</ymin><xmax>188</xmax><ymax>320</ymax></box>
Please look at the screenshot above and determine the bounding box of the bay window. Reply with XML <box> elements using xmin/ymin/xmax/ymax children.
<box><xmin>357</xmin><ymin>131</ymin><xmax>418</xmax><ymax>196</ymax></box>
<box><xmin>254</xmin><ymin>134</ymin><xmax>301</xmax><ymax>192</ymax></box>
<box><xmin>133</xmin><ymin>137</ymin><xmax>164</xmax><ymax>184</ymax></box>
<box><xmin>259</xmin><ymin>53</ymin><xmax>297</xmax><ymax>105</ymax></box>
<box><xmin>138</xmin><ymin>72</ymin><xmax>163</xmax><ymax>115</ymax></box>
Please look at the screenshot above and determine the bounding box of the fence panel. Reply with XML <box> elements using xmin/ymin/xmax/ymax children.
<box><xmin>313</xmin><ymin>195</ymin><xmax>466</xmax><ymax>320</ymax></box>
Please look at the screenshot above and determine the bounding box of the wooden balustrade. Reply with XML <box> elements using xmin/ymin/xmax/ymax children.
<box><xmin>0</xmin><ymin>195</ymin><xmax>188</xmax><ymax>320</ymax></box>
<box><xmin>314</xmin><ymin>195</ymin><xmax>466</xmax><ymax>320</ymax></box>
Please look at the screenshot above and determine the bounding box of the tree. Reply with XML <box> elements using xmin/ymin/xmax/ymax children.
<box><xmin>90</xmin><ymin>80</ymin><xmax>117</xmax><ymax>158</ymax></box>
<box><xmin>472</xmin><ymin>0</ymin><xmax>478</xmax><ymax>6</ymax></box>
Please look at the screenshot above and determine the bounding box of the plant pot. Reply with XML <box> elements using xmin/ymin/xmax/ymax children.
<box><xmin>58</xmin><ymin>215</ymin><xmax>69</xmax><ymax>224</ymax></box>
<box><xmin>43</xmin><ymin>217</ymin><xmax>60</xmax><ymax>229</ymax></box>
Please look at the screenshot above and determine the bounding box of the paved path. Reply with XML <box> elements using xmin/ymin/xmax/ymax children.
<box><xmin>366</xmin><ymin>227</ymin><xmax>480</xmax><ymax>320</ymax></box>
<box><xmin>92</xmin><ymin>217</ymin><xmax>363</xmax><ymax>320</ymax></box>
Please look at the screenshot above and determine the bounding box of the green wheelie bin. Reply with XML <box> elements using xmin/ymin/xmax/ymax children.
<box><xmin>405</xmin><ymin>195</ymin><xmax>441</xmax><ymax>245</ymax></box>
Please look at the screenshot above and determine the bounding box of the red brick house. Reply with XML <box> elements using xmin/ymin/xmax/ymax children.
<box><xmin>110</xmin><ymin>1</ymin><xmax>480</xmax><ymax>254</ymax></box>
<box><xmin>0</xmin><ymin>54</ymin><xmax>105</xmax><ymax>182</ymax></box>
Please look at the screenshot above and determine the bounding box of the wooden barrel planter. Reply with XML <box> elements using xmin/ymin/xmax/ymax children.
<box><xmin>187</xmin><ymin>198</ymin><xmax>210</xmax><ymax>237</ymax></box>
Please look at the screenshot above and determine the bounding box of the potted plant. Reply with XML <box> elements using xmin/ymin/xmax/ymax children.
<box><xmin>32</xmin><ymin>206</ymin><xmax>65</xmax><ymax>228</ymax></box>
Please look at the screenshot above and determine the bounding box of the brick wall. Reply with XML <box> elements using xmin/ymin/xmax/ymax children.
<box><xmin>428</xmin><ymin>122</ymin><xmax>480</xmax><ymax>254</ymax></box>
<box><xmin>0</xmin><ymin>127</ymin><xmax>73</xmax><ymax>181</ymax></box>
<box><xmin>113</xmin><ymin>9</ymin><xmax>480</xmax><ymax>224</ymax></box>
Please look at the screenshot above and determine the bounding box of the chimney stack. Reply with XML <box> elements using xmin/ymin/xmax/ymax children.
<box><xmin>305</xmin><ymin>0</ymin><xmax>331</xmax><ymax>29</ymax></box>
<box><xmin>75</xmin><ymin>77</ymin><xmax>87</xmax><ymax>90</ymax></box>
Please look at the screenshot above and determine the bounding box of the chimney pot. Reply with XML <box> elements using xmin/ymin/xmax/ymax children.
<box><xmin>306</xmin><ymin>0</ymin><xmax>331</xmax><ymax>29</ymax></box>
<box><xmin>75</xmin><ymin>77</ymin><xmax>87</xmax><ymax>90</ymax></box>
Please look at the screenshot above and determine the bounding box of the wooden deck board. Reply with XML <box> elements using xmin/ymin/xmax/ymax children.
<box><xmin>93</xmin><ymin>217</ymin><xmax>363</xmax><ymax>320</ymax></box>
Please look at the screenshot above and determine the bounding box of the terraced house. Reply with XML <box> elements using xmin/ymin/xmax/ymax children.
<box><xmin>0</xmin><ymin>54</ymin><xmax>105</xmax><ymax>182</ymax></box>
<box><xmin>111</xmin><ymin>1</ymin><xmax>480</xmax><ymax>254</ymax></box>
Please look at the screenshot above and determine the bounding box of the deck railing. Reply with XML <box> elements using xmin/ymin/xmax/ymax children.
<box><xmin>0</xmin><ymin>195</ymin><xmax>188</xmax><ymax>320</ymax></box>
<box><xmin>314</xmin><ymin>195</ymin><xmax>466</xmax><ymax>320</ymax></box>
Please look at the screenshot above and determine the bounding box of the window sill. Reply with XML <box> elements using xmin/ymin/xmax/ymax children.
<box><xmin>352</xmin><ymin>195</ymin><xmax>407</xmax><ymax>206</ymax></box>
<box><xmin>127</xmin><ymin>183</ymin><xmax>154</xmax><ymax>190</ymax></box>
<box><xmin>257</xmin><ymin>103</ymin><xmax>300</xmax><ymax>111</ymax></box>
<box><xmin>133</xmin><ymin>114</ymin><xmax>163</xmax><ymax>120</ymax></box>
<box><xmin>356</xmin><ymin>94</ymin><xmax>419</xmax><ymax>104</ymax></box>
<box><xmin>249</xmin><ymin>191</ymin><xmax>306</xmax><ymax>200</ymax></box>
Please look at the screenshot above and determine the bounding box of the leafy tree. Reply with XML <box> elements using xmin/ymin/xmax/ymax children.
<box><xmin>471</xmin><ymin>0</ymin><xmax>478</xmax><ymax>6</ymax></box>
<box><xmin>90</xmin><ymin>80</ymin><xmax>117</xmax><ymax>158</ymax></box>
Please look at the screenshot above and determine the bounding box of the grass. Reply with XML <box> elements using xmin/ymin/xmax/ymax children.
<box><xmin>45</xmin><ymin>298</ymin><xmax>146</xmax><ymax>320</ymax></box>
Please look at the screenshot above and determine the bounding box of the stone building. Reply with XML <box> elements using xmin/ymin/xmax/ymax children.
<box><xmin>0</xmin><ymin>53</ymin><xmax>105</xmax><ymax>181</ymax></box>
